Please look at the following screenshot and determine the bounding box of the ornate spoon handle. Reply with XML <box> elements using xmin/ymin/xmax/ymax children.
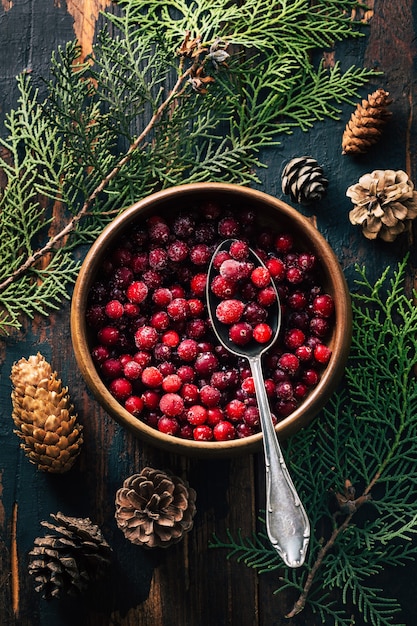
<box><xmin>249</xmin><ymin>355</ymin><xmax>310</xmax><ymax>568</ymax></box>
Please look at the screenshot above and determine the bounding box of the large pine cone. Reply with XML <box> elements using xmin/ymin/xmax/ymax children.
<box><xmin>115</xmin><ymin>467</ymin><xmax>197</xmax><ymax>548</ymax></box>
<box><xmin>28</xmin><ymin>512</ymin><xmax>112</xmax><ymax>599</ymax></box>
<box><xmin>347</xmin><ymin>169</ymin><xmax>417</xmax><ymax>242</ymax></box>
<box><xmin>342</xmin><ymin>88</ymin><xmax>392</xmax><ymax>155</ymax></box>
<box><xmin>281</xmin><ymin>156</ymin><xmax>328</xmax><ymax>205</ymax></box>
<box><xmin>10</xmin><ymin>353</ymin><xmax>83</xmax><ymax>472</ymax></box>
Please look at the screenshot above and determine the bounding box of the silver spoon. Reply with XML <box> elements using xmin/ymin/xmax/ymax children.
<box><xmin>206</xmin><ymin>239</ymin><xmax>310</xmax><ymax>568</ymax></box>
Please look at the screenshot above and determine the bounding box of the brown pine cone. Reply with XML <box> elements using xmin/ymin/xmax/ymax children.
<box><xmin>115</xmin><ymin>467</ymin><xmax>197</xmax><ymax>548</ymax></box>
<box><xmin>10</xmin><ymin>353</ymin><xmax>83</xmax><ymax>472</ymax></box>
<box><xmin>28</xmin><ymin>512</ymin><xmax>112</xmax><ymax>599</ymax></box>
<box><xmin>342</xmin><ymin>88</ymin><xmax>392</xmax><ymax>155</ymax></box>
<box><xmin>347</xmin><ymin>169</ymin><xmax>417</xmax><ymax>241</ymax></box>
<box><xmin>281</xmin><ymin>156</ymin><xmax>328</xmax><ymax>205</ymax></box>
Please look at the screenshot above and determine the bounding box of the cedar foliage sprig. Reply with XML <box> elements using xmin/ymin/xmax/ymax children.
<box><xmin>0</xmin><ymin>0</ymin><xmax>375</xmax><ymax>335</ymax></box>
<box><xmin>210</xmin><ymin>257</ymin><xmax>417</xmax><ymax>626</ymax></box>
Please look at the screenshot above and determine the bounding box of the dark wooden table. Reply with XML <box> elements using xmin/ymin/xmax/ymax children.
<box><xmin>1</xmin><ymin>1</ymin><xmax>417</xmax><ymax>625</ymax></box>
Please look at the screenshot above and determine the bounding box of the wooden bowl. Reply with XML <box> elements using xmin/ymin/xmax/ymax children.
<box><xmin>71</xmin><ymin>183</ymin><xmax>352</xmax><ymax>457</ymax></box>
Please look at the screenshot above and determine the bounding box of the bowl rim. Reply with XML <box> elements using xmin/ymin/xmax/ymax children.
<box><xmin>70</xmin><ymin>182</ymin><xmax>352</xmax><ymax>457</ymax></box>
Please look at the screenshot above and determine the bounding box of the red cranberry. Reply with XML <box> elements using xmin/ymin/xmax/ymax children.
<box><xmin>216</xmin><ymin>299</ymin><xmax>245</xmax><ymax>324</ymax></box>
<box><xmin>125</xmin><ymin>395</ymin><xmax>144</xmax><ymax>415</ymax></box>
<box><xmin>187</xmin><ymin>405</ymin><xmax>207</xmax><ymax>425</ymax></box>
<box><xmin>177</xmin><ymin>339</ymin><xmax>199</xmax><ymax>361</ymax></box>
<box><xmin>313</xmin><ymin>294</ymin><xmax>335</xmax><ymax>318</ymax></box>
<box><xmin>190</xmin><ymin>274</ymin><xmax>207</xmax><ymax>296</ymax></box>
<box><xmin>277</xmin><ymin>353</ymin><xmax>300</xmax><ymax>376</ymax></box>
<box><xmin>194</xmin><ymin>352</ymin><xmax>219</xmax><ymax>377</ymax></box>
<box><xmin>167</xmin><ymin>240</ymin><xmax>189</xmax><ymax>262</ymax></box>
<box><xmin>253</xmin><ymin>323</ymin><xmax>273</xmax><ymax>343</ymax></box>
<box><xmin>98</xmin><ymin>326</ymin><xmax>120</xmax><ymax>346</ymax></box>
<box><xmin>159</xmin><ymin>393</ymin><xmax>184</xmax><ymax>417</ymax></box>
<box><xmin>193</xmin><ymin>425</ymin><xmax>213</xmax><ymax>441</ymax></box>
<box><xmin>134</xmin><ymin>326</ymin><xmax>159</xmax><ymax>350</ymax></box>
<box><xmin>213</xmin><ymin>420</ymin><xmax>236</xmax><ymax>441</ymax></box>
<box><xmin>157</xmin><ymin>415</ymin><xmax>180</xmax><ymax>436</ymax></box>
<box><xmin>200</xmin><ymin>385</ymin><xmax>221</xmax><ymax>407</ymax></box>
<box><xmin>210</xmin><ymin>275</ymin><xmax>236</xmax><ymax>298</ymax></box>
<box><xmin>218</xmin><ymin>217</ymin><xmax>240</xmax><ymax>237</ymax></box>
<box><xmin>109</xmin><ymin>377</ymin><xmax>132</xmax><ymax>401</ymax></box>
<box><xmin>229</xmin><ymin>322</ymin><xmax>253</xmax><ymax>345</ymax></box>
<box><xmin>141</xmin><ymin>366</ymin><xmax>163</xmax><ymax>387</ymax></box>
<box><xmin>162</xmin><ymin>374</ymin><xmax>182</xmax><ymax>392</ymax></box>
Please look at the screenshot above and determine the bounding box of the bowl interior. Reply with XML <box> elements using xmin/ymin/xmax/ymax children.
<box><xmin>71</xmin><ymin>183</ymin><xmax>352</xmax><ymax>457</ymax></box>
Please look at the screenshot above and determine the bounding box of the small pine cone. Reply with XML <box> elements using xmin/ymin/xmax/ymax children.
<box><xmin>281</xmin><ymin>156</ymin><xmax>328</xmax><ymax>205</ymax></box>
<box><xmin>10</xmin><ymin>353</ymin><xmax>83</xmax><ymax>472</ymax></box>
<box><xmin>115</xmin><ymin>467</ymin><xmax>197</xmax><ymax>548</ymax></box>
<box><xmin>347</xmin><ymin>169</ymin><xmax>417</xmax><ymax>242</ymax></box>
<box><xmin>342</xmin><ymin>88</ymin><xmax>392</xmax><ymax>155</ymax></box>
<box><xmin>28</xmin><ymin>512</ymin><xmax>112</xmax><ymax>599</ymax></box>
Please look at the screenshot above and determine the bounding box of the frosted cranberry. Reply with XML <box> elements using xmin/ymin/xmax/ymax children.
<box><xmin>313</xmin><ymin>294</ymin><xmax>335</xmax><ymax>318</ymax></box>
<box><xmin>277</xmin><ymin>353</ymin><xmax>300</xmax><ymax>375</ymax></box>
<box><xmin>134</xmin><ymin>326</ymin><xmax>159</xmax><ymax>350</ymax></box>
<box><xmin>173</xmin><ymin>214</ymin><xmax>195</xmax><ymax>238</ymax></box>
<box><xmin>177</xmin><ymin>339</ymin><xmax>199</xmax><ymax>361</ymax></box>
<box><xmin>124</xmin><ymin>303</ymin><xmax>141</xmax><ymax>318</ymax></box>
<box><xmin>126</xmin><ymin>281</ymin><xmax>148</xmax><ymax>304</ymax></box>
<box><xmin>190</xmin><ymin>273</ymin><xmax>207</xmax><ymax>296</ymax></box>
<box><xmin>112</xmin><ymin>247</ymin><xmax>132</xmax><ymax>267</ymax></box>
<box><xmin>207</xmin><ymin>407</ymin><xmax>224</xmax><ymax>426</ymax></box>
<box><xmin>295</xmin><ymin>345</ymin><xmax>313</xmax><ymax>362</ymax></box>
<box><xmin>123</xmin><ymin>360</ymin><xmax>143</xmax><ymax>380</ymax></box>
<box><xmin>113</xmin><ymin>266</ymin><xmax>134</xmax><ymax>288</ymax></box>
<box><xmin>310</xmin><ymin>316</ymin><xmax>330</xmax><ymax>337</ymax></box>
<box><xmin>229</xmin><ymin>240</ymin><xmax>249</xmax><ymax>260</ymax></box>
<box><xmin>162</xmin><ymin>330</ymin><xmax>180</xmax><ymax>347</ymax></box>
<box><xmin>187</xmin><ymin>404</ymin><xmax>207</xmax><ymax>425</ymax></box>
<box><xmin>105</xmin><ymin>300</ymin><xmax>124</xmax><ymax>319</ymax></box>
<box><xmin>213</xmin><ymin>250</ymin><xmax>231</xmax><ymax>269</ymax></box>
<box><xmin>152</xmin><ymin>288</ymin><xmax>173</xmax><ymax>307</ymax></box>
<box><xmin>257</xmin><ymin>287</ymin><xmax>277</xmax><ymax>307</ymax></box>
<box><xmin>225</xmin><ymin>399</ymin><xmax>246</xmax><ymax>421</ymax></box>
<box><xmin>275</xmin><ymin>398</ymin><xmax>298</xmax><ymax>417</ymax></box>
<box><xmin>253</xmin><ymin>323</ymin><xmax>273</xmax><ymax>343</ymax></box>
<box><xmin>109</xmin><ymin>377</ymin><xmax>132</xmax><ymax>401</ymax></box>
<box><xmin>195</xmin><ymin>222</ymin><xmax>216</xmax><ymax>242</ymax></box>
<box><xmin>240</xmin><ymin>281</ymin><xmax>257</xmax><ymax>301</ymax></box>
<box><xmin>167</xmin><ymin>298</ymin><xmax>189</xmax><ymax>321</ymax></box>
<box><xmin>171</xmin><ymin>284</ymin><xmax>185</xmax><ymax>298</ymax></box>
<box><xmin>179</xmin><ymin>424</ymin><xmax>194</xmax><ymax>439</ymax></box>
<box><xmin>177</xmin><ymin>365</ymin><xmax>195</xmax><ymax>383</ymax></box>
<box><xmin>265</xmin><ymin>378</ymin><xmax>275</xmax><ymax>396</ymax></box>
<box><xmin>158</xmin><ymin>415</ymin><xmax>180</xmax><ymax>436</ymax></box>
<box><xmin>186</xmin><ymin>319</ymin><xmax>207</xmax><ymax>339</ymax></box>
<box><xmin>297</xmin><ymin>252</ymin><xmax>317</xmax><ymax>271</ymax></box>
<box><xmin>286</xmin><ymin>266</ymin><xmax>304</xmax><ymax>284</ymax></box>
<box><xmin>213</xmin><ymin>420</ymin><xmax>236</xmax><ymax>441</ymax></box>
<box><xmin>167</xmin><ymin>240</ymin><xmax>189</xmax><ymax>262</ymax></box>
<box><xmin>302</xmin><ymin>368</ymin><xmax>320</xmax><ymax>387</ymax></box>
<box><xmin>294</xmin><ymin>382</ymin><xmax>308</xmax><ymax>399</ymax></box>
<box><xmin>241</xmin><ymin>377</ymin><xmax>255</xmax><ymax>395</ymax></box>
<box><xmin>89</xmin><ymin>281</ymin><xmax>108</xmax><ymax>302</ymax></box>
<box><xmin>190</xmin><ymin>244</ymin><xmax>211</xmax><ymax>265</ymax></box>
<box><xmin>159</xmin><ymin>393</ymin><xmax>184</xmax><ymax>417</ymax></box>
<box><xmin>148</xmin><ymin>219</ymin><xmax>170</xmax><ymax>243</ymax></box>
<box><xmin>218</xmin><ymin>216</ymin><xmax>240</xmax><ymax>237</ymax></box>
<box><xmin>133</xmin><ymin>351</ymin><xmax>151</xmax><ymax>367</ymax></box>
<box><xmin>276</xmin><ymin>381</ymin><xmax>294</xmax><ymax>400</ymax></box>
<box><xmin>181</xmin><ymin>383</ymin><xmax>200</xmax><ymax>404</ymax></box>
<box><xmin>266</xmin><ymin>257</ymin><xmax>286</xmax><ymax>280</ymax></box>
<box><xmin>86</xmin><ymin>305</ymin><xmax>106</xmax><ymax>328</ymax></box>
<box><xmin>216</xmin><ymin>299</ymin><xmax>245</xmax><ymax>324</ymax></box>
<box><xmin>288</xmin><ymin>291</ymin><xmax>307</xmax><ymax>310</ymax></box>
<box><xmin>142</xmin><ymin>389</ymin><xmax>160</xmax><ymax>409</ymax></box>
<box><xmin>251</xmin><ymin>267</ymin><xmax>271</xmax><ymax>288</ymax></box>
<box><xmin>150</xmin><ymin>311</ymin><xmax>169</xmax><ymax>331</ymax></box>
<box><xmin>236</xmin><ymin>422</ymin><xmax>255</xmax><ymax>438</ymax></box>
<box><xmin>124</xmin><ymin>395</ymin><xmax>144</xmax><ymax>415</ymax></box>
<box><xmin>210</xmin><ymin>275</ymin><xmax>236</xmax><ymax>298</ymax></box>
<box><xmin>272</xmin><ymin>368</ymin><xmax>289</xmax><ymax>383</ymax></box>
<box><xmin>148</xmin><ymin>248</ymin><xmax>168</xmax><ymax>271</ymax></box>
<box><xmin>202</xmin><ymin>200</ymin><xmax>221</xmax><ymax>220</ymax></box>
<box><xmin>158</xmin><ymin>361</ymin><xmax>176</xmax><ymax>377</ymax></box>
<box><xmin>194</xmin><ymin>352</ymin><xmax>219</xmax><ymax>377</ymax></box>
<box><xmin>193</xmin><ymin>425</ymin><xmax>213</xmax><ymax>441</ymax></box>
<box><xmin>200</xmin><ymin>385</ymin><xmax>221</xmax><ymax>407</ymax></box>
<box><xmin>142</xmin><ymin>269</ymin><xmax>162</xmax><ymax>289</ymax></box>
<box><xmin>162</xmin><ymin>374</ymin><xmax>182</xmax><ymax>392</ymax></box>
<box><xmin>98</xmin><ymin>326</ymin><xmax>120</xmax><ymax>346</ymax></box>
<box><xmin>188</xmin><ymin>298</ymin><xmax>205</xmax><ymax>317</ymax></box>
<box><xmin>131</xmin><ymin>252</ymin><xmax>148</xmax><ymax>273</ymax></box>
<box><xmin>275</xmin><ymin>233</ymin><xmax>293</xmax><ymax>253</ymax></box>
<box><xmin>218</xmin><ymin>259</ymin><xmax>243</xmax><ymax>282</ymax></box>
<box><xmin>243</xmin><ymin>406</ymin><xmax>260</xmax><ymax>427</ymax></box>
<box><xmin>141</xmin><ymin>366</ymin><xmax>163</xmax><ymax>387</ymax></box>
<box><xmin>229</xmin><ymin>322</ymin><xmax>253</xmax><ymax>345</ymax></box>
<box><xmin>314</xmin><ymin>343</ymin><xmax>332</xmax><ymax>364</ymax></box>
<box><xmin>153</xmin><ymin>343</ymin><xmax>172</xmax><ymax>362</ymax></box>
<box><xmin>285</xmin><ymin>328</ymin><xmax>306</xmax><ymax>350</ymax></box>
<box><xmin>101</xmin><ymin>358</ymin><xmax>123</xmax><ymax>379</ymax></box>
<box><xmin>91</xmin><ymin>345</ymin><xmax>110</xmax><ymax>364</ymax></box>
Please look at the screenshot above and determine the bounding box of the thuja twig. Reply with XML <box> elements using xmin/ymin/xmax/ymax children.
<box><xmin>0</xmin><ymin>60</ymin><xmax>194</xmax><ymax>296</ymax></box>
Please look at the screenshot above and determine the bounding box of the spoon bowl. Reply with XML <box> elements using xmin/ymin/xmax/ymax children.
<box><xmin>206</xmin><ymin>239</ymin><xmax>310</xmax><ymax>568</ymax></box>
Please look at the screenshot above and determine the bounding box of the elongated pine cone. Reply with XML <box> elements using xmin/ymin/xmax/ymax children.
<box><xmin>342</xmin><ymin>88</ymin><xmax>392</xmax><ymax>155</ymax></box>
<box><xmin>28</xmin><ymin>512</ymin><xmax>112</xmax><ymax>599</ymax></box>
<box><xmin>281</xmin><ymin>156</ymin><xmax>328</xmax><ymax>204</ymax></box>
<box><xmin>115</xmin><ymin>467</ymin><xmax>197</xmax><ymax>548</ymax></box>
<box><xmin>10</xmin><ymin>353</ymin><xmax>83</xmax><ymax>472</ymax></box>
<box><xmin>347</xmin><ymin>169</ymin><xmax>417</xmax><ymax>241</ymax></box>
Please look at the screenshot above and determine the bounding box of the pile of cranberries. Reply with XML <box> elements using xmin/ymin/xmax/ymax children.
<box><xmin>86</xmin><ymin>201</ymin><xmax>334</xmax><ymax>443</ymax></box>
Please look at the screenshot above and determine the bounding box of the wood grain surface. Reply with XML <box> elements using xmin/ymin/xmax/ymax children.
<box><xmin>1</xmin><ymin>1</ymin><xmax>417</xmax><ymax>625</ymax></box>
